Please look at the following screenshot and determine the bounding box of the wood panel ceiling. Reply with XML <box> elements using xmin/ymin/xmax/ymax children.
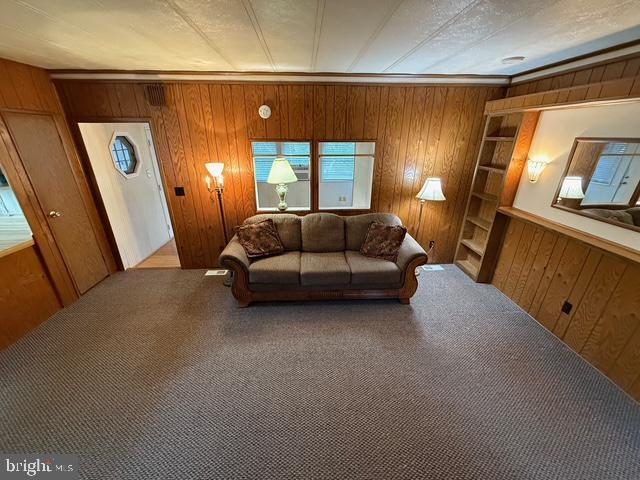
<box><xmin>0</xmin><ymin>0</ymin><xmax>639</xmax><ymax>75</ymax></box>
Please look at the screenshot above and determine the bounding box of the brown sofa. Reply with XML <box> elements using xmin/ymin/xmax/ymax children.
<box><xmin>219</xmin><ymin>212</ymin><xmax>428</xmax><ymax>307</ymax></box>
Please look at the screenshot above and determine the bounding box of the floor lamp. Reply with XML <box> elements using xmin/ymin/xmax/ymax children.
<box><xmin>205</xmin><ymin>162</ymin><xmax>228</xmax><ymax>244</ymax></box>
<box><xmin>415</xmin><ymin>177</ymin><xmax>446</xmax><ymax>274</ymax></box>
<box><xmin>205</xmin><ymin>163</ymin><xmax>232</xmax><ymax>286</ymax></box>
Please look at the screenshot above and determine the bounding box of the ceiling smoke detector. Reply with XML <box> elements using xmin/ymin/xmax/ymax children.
<box><xmin>502</xmin><ymin>56</ymin><xmax>526</xmax><ymax>65</ymax></box>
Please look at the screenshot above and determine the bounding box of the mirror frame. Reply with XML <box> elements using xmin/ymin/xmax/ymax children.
<box><xmin>551</xmin><ymin>136</ymin><xmax>640</xmax><ymax>234</ymax></box>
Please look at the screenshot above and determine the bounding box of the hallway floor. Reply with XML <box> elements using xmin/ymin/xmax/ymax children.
<box><xmin>133</xmin><ymin>238</ymin><xmax>180</xmax><ymax>269</ymax></box>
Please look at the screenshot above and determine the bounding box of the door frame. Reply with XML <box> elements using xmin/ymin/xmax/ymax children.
<box><xmin>0</xmin><ymin>110</ymin><xmax>81</xmax><ymax>305</ymax></box>
<box><xmin>71</xmin><ymin>118</ymin><xmax>181</xmax><ymax>270</ymax></box>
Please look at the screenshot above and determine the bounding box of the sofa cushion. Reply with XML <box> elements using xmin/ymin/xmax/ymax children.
<box><xmin>626</xmin><ymin>207</ymin><xmax>640</xmax><ymax>226</ymax></box>
<box><xmin>235</xmin><ymin>219</ymin><xmax>284</xmax><ymax>258</ymax></box>
<box><xmin>301</xmin><ymin>213</ymin><xmax>345</xmax><ymax>252</ymax></box>
<box><xmin>360</xmin><ymin>222</ymin><xmax>407</xmax><ymax>262</ymax></box>
<box><xmin>345</xmin><ymin>213</ymin><xmax>402</xmax><ymax>251</ymax></box>
<box><xmin>300</xmin><ymin>252</ymin><xmax>350</xmax><ymax>286</ymax></box>
<box><xmin>345</xmin><ymin>251</ymin><xmax>402</xmax><ymax>285</ymax></box>
<box><xmin>243</xmin><ymin>213</ymin><xmax>301</xmax><ymax>250</ymax></box>
<box><xmin>249</xmin><ymin>251</ymin><xmax>300</xmax><ymax>284</ymax></box>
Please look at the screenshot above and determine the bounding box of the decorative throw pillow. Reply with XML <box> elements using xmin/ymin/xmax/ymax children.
<box><xmin>235</xmin><ymin>219</ymin><xmax>285</xmax><ymax>258</ymax></box>
<box><xmin>360</xmin><ymin>222</ymin><xmax>407</xmax><ymax>262</ymax></box>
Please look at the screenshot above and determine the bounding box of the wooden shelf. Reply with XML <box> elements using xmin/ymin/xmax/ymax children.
<box><xmin>466</xmin><ymin>216</ymin><xmax>492</xmax><ymax>231</ymax></box>
<box><xmin>471</xmin><ymin>191</ymin><xmax>498</xmax><ymax>202</ymax></box>
<box><xmin>455</xmin><ymin>259</ymin><xmax>479</xmax><ymax>279</ymax></box>
<box><xmin>484</xmin><ymin>136</ymin><xmax>515</xmax><ymax>142</ymax></box>
<box><xmin>455</xmin><ymin>110</ymin><xmax>540</xmax><ymax>283</ymax></box>
<box><xmin>460</xmin><ymin>238</ymin><xmax>485</xmax><ymax>256</ymax></box>
<box><xmin>477</xmin><ymin>165</ymin><xmax>505</xmax><ymax>174</ymax></box>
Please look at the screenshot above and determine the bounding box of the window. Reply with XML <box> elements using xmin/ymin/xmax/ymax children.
<box><xmin>0</xmin><ymin>165</ymin><xmax>33</xmax><ymax>253</ymax></box>
<box><xmin>251</xmin><ymin>141</ymin><xmax>311</xmax><ymax>211</ymax></box>
<box><xmin>110</xmin><ymin>136</ymin><xmax>139</xmax><ymax>176</ymax></box>
<box><xmin>318</xmin><ymin>142</ymin><xmax>375</xmax><ymax>210</ymax></box>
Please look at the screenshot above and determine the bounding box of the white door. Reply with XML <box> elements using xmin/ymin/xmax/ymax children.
<box><xmin>79</xmin><ymin>122</ymin><xmax>173</xmax><ymax>269</ymax></box>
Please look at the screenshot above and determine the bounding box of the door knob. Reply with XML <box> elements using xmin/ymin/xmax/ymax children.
<box><xmin>48</xmin><ymin>210</ymin><xmax>62</xmax><ymax>218</ymax></box>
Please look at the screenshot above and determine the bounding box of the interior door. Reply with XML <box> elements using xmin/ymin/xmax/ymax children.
<box><xmin>79</xmin><ymin>122</ymin><xmax>172</xmax><ymax>268</ymax></box>
<box><xmin>2</xmin><ymin>111</ymin><xmax>108</xmax><ymax>293</ymax></box>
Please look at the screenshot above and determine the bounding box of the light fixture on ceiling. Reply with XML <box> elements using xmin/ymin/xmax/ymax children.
<box><xmin>502</xmin><ymin>56</ymin><xmax>526</xmax><ymax>65</ymax></box>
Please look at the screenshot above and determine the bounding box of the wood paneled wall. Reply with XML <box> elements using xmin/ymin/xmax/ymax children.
<box><xmin>0</xmin><ymin>58</ymin><xmax>114</xmax><ymax>348</ymax></box>
<box><xmin>0</xmin><ymin>245</ymin><xmax>61</xmax><ymax>349</ymax></box>
<box><xmin>493</xmin><ymin>216</ymin><xmax>640</xmax><ymax>401</ymax></box>
<box><xmin>55</xmin><ymin>80</ymin><xmax>504</xmax><ymax>267</ymax></box>
<box><xmin>507</xmin><ymin>54</ymin><xmax>640</xmax><ymax>97</ymax></box>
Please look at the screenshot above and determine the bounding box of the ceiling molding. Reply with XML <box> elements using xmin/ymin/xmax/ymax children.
<box><xmin>240</xmin><ymin>0</ymin><xmax>277</xmax><ymax>72</ymax></box>
<box><xmin>511</xmin><ymin>42</ymin><xmax>640</xmax><ymax>84</ymax></box>
<box><xmin>49</xmin><ymin>70</ymin><xmax>510</xmax><ymax>85</ymax></box>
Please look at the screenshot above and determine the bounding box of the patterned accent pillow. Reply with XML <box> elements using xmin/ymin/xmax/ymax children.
<box><xmin>235</xmin><ymin>219</ymin><xmax>285</xmax><ymax>258</ymax></box>
<box><xmin>360</xmin><ymin>222</ymin><xmax>407</xmax><ymax>262</ymax></box>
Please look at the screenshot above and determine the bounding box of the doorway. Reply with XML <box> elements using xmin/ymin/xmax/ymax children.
<box><xmin>79</xmin><ymin>122</ymin><xmax>180</xmax><ymax>270</ymax></box>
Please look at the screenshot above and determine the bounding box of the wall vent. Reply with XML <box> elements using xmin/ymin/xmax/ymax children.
<box><xmin>145</xmin><ymin>84</ymin><xmax>166</xmax><ymax>107</ymax></box>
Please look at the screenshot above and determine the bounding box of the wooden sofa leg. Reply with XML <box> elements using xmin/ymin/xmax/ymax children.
<box><xmin>399</xmin><ymin>297</ymin><xmax>410</xmax><ymax>305</ymax></box>
<box><xmin>237</xmin><ymin>301</ymin><xmax>251</xmax><ymax>308</ymax></box>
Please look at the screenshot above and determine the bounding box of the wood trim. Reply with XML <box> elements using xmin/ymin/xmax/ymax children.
<box><xmin>0</xmin><ymin>238</ymin><xmax>34</xmax><ymax>259</ymax></box>
<box><xmin>224</xmin><ymin>256</ymin><xmax>426</xmax><ymax>307</ymax></box>
<box><xmin>486</xmin><ymin>75</ymin><xmax>640</xmax><ymax>114</ymax></box>
<box><xmin>49</xmin><ymin>70</ymin><xmax>510</xmax><ymax>86</ymax></box>
<box><xmin>498</xmin><ymin>206</ymin><xmax>640</xmax><ymax>264</ymax></box>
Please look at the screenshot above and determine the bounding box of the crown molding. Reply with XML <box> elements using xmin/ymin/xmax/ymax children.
<box><xmin>48</xmin><ymin>70</ymin><xmax>510</xmax><ymax>85</ymax></box>
<box><xmin>511</xmin><ymin>42</ymin><xmax>640</xmax><ymax>84</ymax></box>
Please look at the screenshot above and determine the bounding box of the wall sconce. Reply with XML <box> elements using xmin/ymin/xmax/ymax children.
<box><xmin>559</xmin><ymin>176</ymin><xmax>585</xmax><ymax>199</ymax></box>
<box><xmin>527</xmin><ymin>155</ymin><xmax>549</xmax><ymax>183</ymax></box>
<box><xmin>205</xmin><ymin>162</ymin><xmax>229</xmax><ymax>244</ymax></box>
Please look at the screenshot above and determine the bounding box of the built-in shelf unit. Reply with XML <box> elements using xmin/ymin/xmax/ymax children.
<box><xmin>454</xmin><ymin>111</ymin><xmax>539</xmax><ymax>282</ymax></box>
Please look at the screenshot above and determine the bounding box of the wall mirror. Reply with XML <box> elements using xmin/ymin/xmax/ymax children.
<box><xmin>552</xmin><ymin>138</ymin><xmax>640</xmax><ymax>232</ymax></box>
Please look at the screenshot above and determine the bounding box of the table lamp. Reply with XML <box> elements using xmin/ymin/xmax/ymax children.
<box><xmin>267</xmin><ymin>157</ymin><xmax>297</xmax><ymax>211</ymax></box>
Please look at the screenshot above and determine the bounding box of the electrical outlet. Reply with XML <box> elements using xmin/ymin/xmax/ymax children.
<box><xmin>428</xmin><ymin>240</ymin><xmax>435</xmax><ymax>249</ymax></box>
<box><xmin>561</xmin><ymin>301</ymin><xmax>573</xmax><ymax>314</ymax></box>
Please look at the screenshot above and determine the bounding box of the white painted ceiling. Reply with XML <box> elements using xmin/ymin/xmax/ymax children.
<box><xmin>0</xmin><ymin>0</ymin><xmax>638</xmax><ymax>75</ymax></box>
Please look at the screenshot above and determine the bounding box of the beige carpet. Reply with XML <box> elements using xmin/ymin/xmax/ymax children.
<box><xmin>0</xmin><ymin>266</ymin><xmax>638</xmax><ymax>479</ymax></box>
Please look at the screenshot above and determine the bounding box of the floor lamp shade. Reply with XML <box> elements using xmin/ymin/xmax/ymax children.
<box><xmin>416</xmin><ymin>177</ymin><xmax>446</xmax><ymax>202</ymax></box>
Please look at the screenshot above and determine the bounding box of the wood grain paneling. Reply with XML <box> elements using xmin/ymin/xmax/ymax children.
<box><xmin>0</xmin><ymin>245</ymin><xmax>61</xmax><ymax>349</ymax></box>
<box><xmin>55</xmin><ymin>80</ymin><xmax>504</xmax><ymax>267</ymax></box>
<box><xmin>0</xmin><ymin>57</ymin><xmax>115</xmax><ymax>348</ymax></box>
<box><xmin>492</xmin><ymin>215</ymin><xmax>640</xmax><ymax>401</ymax></box>
<box><xmin>507</xmin><ymin>54</ymin><xmax>640</xmax><ymax>97</ymax></box>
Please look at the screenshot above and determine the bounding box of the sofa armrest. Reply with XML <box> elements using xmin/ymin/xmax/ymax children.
<box><xmin>396</xmin><ymin>234</ymin><xmax>428</xmax><ymax>272</ymax></box>
<box><xmin>219</xmin><ymin>236</ymin><xmax>250</xmax><ymax>272</ymax></box>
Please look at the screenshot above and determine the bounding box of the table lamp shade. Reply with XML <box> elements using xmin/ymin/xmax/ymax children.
<box><xmin>416</xmin><ymin>177</ymin><xmax>446</xmax><ymax>201</ymax></box>
<box><xmin>559</xmin><ymin>176</ymin><xmax>584</xmax><ymax>199</ymax></box>
<box><xmin>267</xmin><ymin>157</ymin><xmax>297</xmax><ymax>184</ymax></box>
<box><xmin>205</xmin><ymin>162</ymin><xmax>224</xmax><ymax>178</ymax></box>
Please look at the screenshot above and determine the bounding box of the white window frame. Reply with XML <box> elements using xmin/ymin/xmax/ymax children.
<box><xmin>109</xmin><ymin>132</ymin><xmax>142</xmax><ymax>179</ymax></box>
